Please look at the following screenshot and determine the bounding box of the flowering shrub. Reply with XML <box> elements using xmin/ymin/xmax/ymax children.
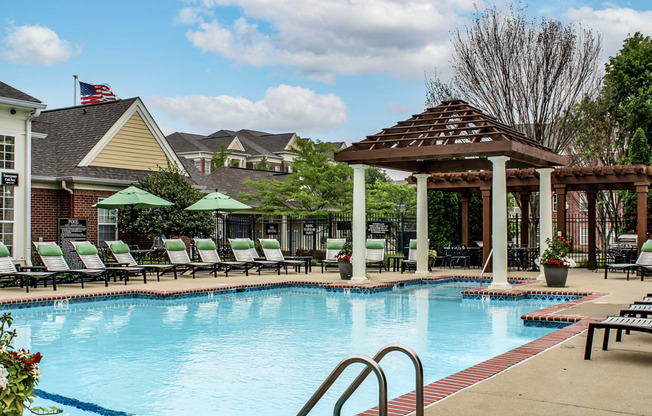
<box><xmin>336</xmin><ymin>242</ymin><xmax>352</xmax><ymax>262</ymax></box>
<box><xmin>539</xmin><ymin>236</ymin><xmax>576</xmax><ymax>267</ymax></box>
<box><xmin>0</xmin><ymin>313</ymin><xmax>61</xmax><ymax>415</ymax></box>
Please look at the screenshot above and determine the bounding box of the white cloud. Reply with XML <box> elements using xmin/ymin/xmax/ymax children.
<box><xmin>563</xmin><ymin>6</ymin><xmax>652</xmax><ymax>61</ymax></box>
<box><xmin>181</xmin><ymin>0</ymin><xmax>474</xmax><ymax>82</ymax></box>
<box><xmin>2</xmin><ymin>24</ymin><xmax>80</xmax><ymax>66</ymax></box>
<box><xmin>147</xmin><ymin>84</ymin><xmax>348</xmax><ymax>133</ymax></box>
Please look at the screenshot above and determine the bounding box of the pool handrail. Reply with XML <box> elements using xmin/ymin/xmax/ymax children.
<box><xmin>333</xmin><ymin>344</ymin><xmax>424</xmax><ymax>416</ymax></box>
<box><xmin>296</xmin><ymin>356</ymin><xmax>388</xmax><ymax>416</ymax></box>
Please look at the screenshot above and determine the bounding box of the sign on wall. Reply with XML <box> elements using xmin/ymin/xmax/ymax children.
<box><xmin>58</xmin><ymin>218</ymin><xmax>88</xmax><ymax>269</ymax></box>
<box><xmin>1</xmin><ymin>173</ymin><xmax>18</xmax><ymax>186</ymax></box>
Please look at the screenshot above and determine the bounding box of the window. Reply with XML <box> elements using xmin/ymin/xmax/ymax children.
<box><xmin>579</xmin><ymin>193</ymin><xmax>588</xmax><ymax>212</ymax></box>
<box><xmin>194</xmin><ymin>159</ymin><xmax>202</xmax><ymax>171</ymax></box>
<box><xmin>0</xmin><ymin>136</ymin><xmax>15</xmax><ymax>170</ymax></box>
<box><xmin>552</xmin><ymin>194</ymin><xmax>557</xmax><ymax>212</ymax></box>
<box><xmin>274</xmin><ymin>165</ymin><xmax>280</xmax><ymax>172</ymax></box>
<box><xmin>98</xmin><ymin>198</ymin><xmax>118</xmax><ymax>246</ymax></box>
<box><xmin>580</xmin><ymin>226</ymin><xmax>589</xmax><ymax>245</ymax></box>
<box><xmin>0</xmin><ymin>186</ymin><xmax>14</xmax><ymax>254</ymax></box>
<box><xmin>204</xmin><ymin>159</ymin><xmax>211</xmax><ymax>174</ymax></box>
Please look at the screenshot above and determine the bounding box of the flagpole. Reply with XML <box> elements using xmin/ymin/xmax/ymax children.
<box><xmin>73</xmin><ymin>75</ymin><xmax>78</xmax><ymax>106</ymax></box>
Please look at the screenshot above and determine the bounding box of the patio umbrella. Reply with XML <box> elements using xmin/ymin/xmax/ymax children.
<box><xmin>93</xmin><ymin>186</ymin><xmax>174</xmax><ymax>245</ymax></box>
<box><xmin>185</xmin><ymin>192</ymin><xmax>251</xmax><ymax>241</ymax></box>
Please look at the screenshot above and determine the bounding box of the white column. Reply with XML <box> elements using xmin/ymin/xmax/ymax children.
<box><xmin>351</xmin><ymin>164</ymin><xmax>367</xmax><ymax>281</ymax></box>
<box><xmin>488</xmin><ymin>156</ymin><xmax>510</xmax><ymax>289</ymax></box>
<box><xmin>537</xmin><ymin>168</ymin><xmax>554</xmax><ymax>278</ymax></box>
<box><xmin>414</xmin><ymin>173</ymin><xmax>430</xmax><ymax>275</ymax></box>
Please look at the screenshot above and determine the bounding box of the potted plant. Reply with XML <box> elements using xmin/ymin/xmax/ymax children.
<box><xmin>0</xmin><ymin>313</ymin><xmax>61</xmax><ymax>415</ymax></box>
<box><xmin>539</xmin><ymin>235</ymin><xmax>576</xmax><ymax>287</ymax></box>
<box><xmin>336</xmin><ymin>242</ymin><xmax>353</xmax><ymax>280</ymax></box>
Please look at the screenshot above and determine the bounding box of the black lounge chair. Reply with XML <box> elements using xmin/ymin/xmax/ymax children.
<box><xmin>604</xmin><ymin>241</ymin><xmax>652</xmax><ymax>281</ymax></box>
<box><xmin>584</xmin><ymin>316</ymin><xmax>652</xmax><ymax>359</ymax></box>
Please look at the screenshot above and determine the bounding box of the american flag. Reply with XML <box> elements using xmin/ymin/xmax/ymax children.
<box><xmin>79</xmin><ymin>82</ymin><xmax>117</xmax><ymax>105</ymax></box>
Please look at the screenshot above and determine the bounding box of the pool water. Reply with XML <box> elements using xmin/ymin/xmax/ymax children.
<box><xmin>10</xmin><ymin>283</ymin><xmax>559</xmax><ymax>415</ymax></box>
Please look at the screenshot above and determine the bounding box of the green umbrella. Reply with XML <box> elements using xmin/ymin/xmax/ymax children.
<box><xmin>93</xmin><ymin>186</ymin><xmax>174</xmax><ymax>245</ymax></box>
<box><xmin>186</xmin><ymin>192</ymin><xmax>251</xmax><ymax>242</ymax></box>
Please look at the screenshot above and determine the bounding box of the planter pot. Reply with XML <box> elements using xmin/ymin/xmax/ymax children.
<box><xmin>543</xmin><ymin>264</ymin><xmax>569</xmax><ymax>287</ymax></box>
<box><xmin>338</xmin><ymin>261</ymin><xmax>352</xmax><ymax>280</ymax></box>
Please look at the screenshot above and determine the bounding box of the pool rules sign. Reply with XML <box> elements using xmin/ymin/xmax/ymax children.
<box><xmin>58</xmin><ymin>218</ymin><xmax>87</xmax><ymax>268</ymax></box>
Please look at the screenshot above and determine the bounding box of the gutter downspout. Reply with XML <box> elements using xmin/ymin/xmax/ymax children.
<box><xmin>61</xmin><ymin>180</ymin><xmax>74</xmax><ymax>217</ymax></box>
<box><xmin>24</xmin><ymin>109</ymin><xmax>40</xmax><ymax>264</ymax></box>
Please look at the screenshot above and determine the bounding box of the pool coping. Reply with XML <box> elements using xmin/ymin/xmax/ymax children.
<box><xmin>0</xmin><ymin>275</ymin><xmax>607</xmax><ymax>416</ymax></box>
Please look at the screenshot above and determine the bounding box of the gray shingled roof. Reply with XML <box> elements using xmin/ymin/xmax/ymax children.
<box><xmin>166</xmin><ymin>132</ymin><xmax>209</xmax><ymax>153</ymax></box>
<box><xmin>32</xmin><ymin>98</ymin><xmax>138</xmax><ymax>177</ymax></box>
<box><xmin>0</xmin><ymin>81</ymin><xmax>42</xmax><ymax>103</ymax></box>
<box><xmin>205</xmin><ymin>166</ymin><xmax>288</xmax><ymax>207</ymax></box>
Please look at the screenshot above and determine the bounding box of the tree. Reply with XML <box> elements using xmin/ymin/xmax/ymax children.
<box><xmin>240</xmin><ymin>139</ymin><xmax>352</xmax><ymax>215</ymax></box>
<box><xmin>124</xmin><ymin>163</ymin><xmax>213</xmax><ymax>238</ymax></box>
<box><xmin>367</xmin><ymin>182</ymin><xmax>416</xmax><ymax>215</ymax></box>
<box><xmin>365</xmin><ymin>166</ymin><xmax>390</xmax><ymax>186</ymax></box>
<box><xmin>211</xmin><ymin>144</ymin><xmax>233</xmax><ymax>171</ymax></box>
<box><xmin>425</xmin><ymin>4</ymin><xmax>602</xmax><ymax>153</ymax></box>
<box><xmin>253</xmin><ymin>156</ymin><xmax>270</xmax><ymax>171</ymax></box>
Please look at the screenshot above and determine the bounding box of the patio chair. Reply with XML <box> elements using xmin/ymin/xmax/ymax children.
<box><xmin>365</xmin><ymin>239</ymin><xmax>386</xmax><ymax>273</ymax></box>
<box><xmin>71</xmin><ymin>241</ymin><xmax>147</xmax><ymax>284</ymax></box>
<box><xmin>320</xmin><ymin>238</ymin><xmax>345</xmax><ymax>273</ymax></box>
<box><xmin>106</xmin><ymin>240</ymin><xmax>176</xmax><ymax>281</ymax></box>
<box><xmin>0</xmin><ymin>243</ymin><xmax>55</xmax><ymax>292</ymax></box>
<box><xmin>604</xmin><ymin>240</ymin><xmax>652</xmax><ymax>281</ymax></box>
<box><xmin>449</xmin><ymin>244</ymin><xmax>470</xmax><ymax>269</ymax></box>
<box><xmin>162</xmin><ymin>239</ymin><xmax>217</xmax><ymax>278</ymax></box>
<box><xmin>584</xmin><ymin>315</ymin><xmax>652</xmax><ymax>359</ymax></box>
<box><xmin>401</xmin><ymin>239</ymin><xmax>431</xmax><ymax>274</ymax></box>
<box><xmin>619</xmin><ymin>303</ymin><xmax>652</xmax><ymax>318</ymax></box>
<box><xmin>259</xmin><ymin>238</ymin><xmax>305</xmax><ymax>274</ymax></box>
<box><xmin>229</xmin><ymin>239</ymin><xmax>283</xmax><ymax>275</ymax></box>
<box><xmin>194</xmin><ymin>238</ymin><xmax>250</xmax><ymax>277</ymax></box>
<box><xmin>33</xmin><ymin>241</ymin><xmax>108</xmax><ymax>289</ymax></box>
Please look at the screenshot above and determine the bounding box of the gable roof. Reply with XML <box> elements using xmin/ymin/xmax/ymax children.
<box><xmin>32</xmin><ymin>98</ymin><xmax>184</xmax><ymax>178</ymax></box>
<box><xmin>0</xmin><ymin>81</ymin><xmax>42</xmax><ymax>104</ymax></box>
<box><xmin>205</xmin><ymin>166</ymin><xmax>288</xmax><ymax>207</ymax></box>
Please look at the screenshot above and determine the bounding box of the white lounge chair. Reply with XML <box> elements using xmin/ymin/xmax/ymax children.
<box><xmin>33</xmin><ymin>241</ymin><xmax>107</xmax><ymax>289</ymax></box>
<box><xmin>70</xmin><ymin>241</ymin><xmax>146</xmax><ymax>284</ymax></box>
<box><xmin>259</xmin><ymin>238</ymin><xmax>304</xmax><ymax>274</ymax></box>
<box><xmin>0</xmin><ymin>243</ymin><xmax>54</xmax><ymax>292</ymax></box>
<box><xmin>162</xmin><ymin>238</ymin><xmax>217</xmax><ymax>278</ymax></box>
<box><xmin>605</xmin><ymin>240</ymin><xmax>652</xmax><ymax>281</ymax></box>
<box><xmin>365</xmin><ymin>238</ymin><xmax>386</xmax><ymax>273</ymax></box>
<box><xmin>106</xmin><ymin>240</ymin><xmax>176</xmax><ymax>281</ymax></box>
<box><xmin>229</xmin><ymin>239</ymin><xmax>283</xmax><ymax>275</ymax></box>
<box><xmin>319</xmin><ymin>238</ymin><xmax>345</xmax><ymax>273</ymax></box>
<box><xmin>194</xmin><ymin>238</ymin><xmax>250</xmax><ymax>276</ymax></box>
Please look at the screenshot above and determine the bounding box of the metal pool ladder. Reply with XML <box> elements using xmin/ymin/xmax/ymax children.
<box><xmin>296</xmin><ymin>344</ymin><xmax>424</xmax><ymax>416</ymax></box>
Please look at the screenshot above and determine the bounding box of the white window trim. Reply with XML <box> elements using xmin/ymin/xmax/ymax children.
<box><xmin>97</xmin><ymin>197</ymin><xmax>118</xmax><ymax>245</ymax></box>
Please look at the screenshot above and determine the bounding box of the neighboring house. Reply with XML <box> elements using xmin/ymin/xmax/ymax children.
<box><xmin>31</xmin><ymin>97</ymin><xmax>189</xmax><ymax>249</ymax></box>
<box><xmin>206</xmin><ymin>166</ymin><xmax>289</xmax><ymax>209</ymax></box>
<box><xmin>0</xmin><ymin>82</ymin><xmax>47</xmax><ymax>263</ymax></box>
<box><xmin>167</xmin><ymin>129</ymin><xmax>308</xmax><ymax>174</ymax></box>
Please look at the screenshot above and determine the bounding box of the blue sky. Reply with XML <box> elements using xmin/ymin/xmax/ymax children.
<box><xmin>2</xmin><ymin>0</ymin><xmax>651</xmax><ymax>146</ymax></box>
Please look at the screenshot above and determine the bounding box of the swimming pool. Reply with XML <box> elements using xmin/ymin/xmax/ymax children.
<box><xmin>9</xmin><ymin>282</ymin><xmax>562</xmax><ymax>415</ymax></box>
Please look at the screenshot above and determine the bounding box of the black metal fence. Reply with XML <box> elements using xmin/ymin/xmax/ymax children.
<box><xmin>217</xmin><ymin>213</ymin><xmax>416</xmax><ymax>259</ymax></box>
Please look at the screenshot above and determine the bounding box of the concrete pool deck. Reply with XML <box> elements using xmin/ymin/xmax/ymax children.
<box><xmin>0</xmin><ymin>266</ymin><xmax>650</xmax><ymax>415</ymax></box>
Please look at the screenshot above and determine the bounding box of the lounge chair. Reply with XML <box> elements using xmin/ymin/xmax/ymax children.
<box><xmin>106</xmin><ymin>240</ymin><xmax>176</xmax><ymax>281</ymax></box>
<box><xmin>0</xmin><ymin>243</ymin><xmax>54</xmax><ymax>292</ymax></box>
<box><xmin>365</xmin><ymin>239</ymin><xmax>386</xmax><ymax>273</ymax></box>
<box><xmin>194</xmin><ymin>238</ymin><xmax>250</xmax><ymax>277</ymax></box>
<box><xmin>229</xmin><ymin>239</ymin><xmax>283</xmax><ymax>275</ymax></box>
<box><xmin>33</xmin><ymin>242</ymin><xmax>107</xmax><ymax>289</ymax></box>
<box><xmin>71</xmin><ymin>241</ymin><xmax>146</xmax><ymax>284</ymax></box>
<box><xmin>259</xmin><ymin>238</ymin><xmax>305</xmax><ymax>274</ymax></box>
<box><xmin>319</xmin><ymin>238</ymin><xmax>345</xmax><ymax>273</ymax></box>
<box><xmin>604</xmin><ymin>240</ymin><xmax>652</xmax><ymax>281</ymax></box>
<box><xmin>162</xmin><ymin>239</ymin><xmax>217</xmax><ymax>278</ymax></box>
<box><xmin>584</xmin><ymin>316</ymin><xmax>652</xmax><ymax>359</ymax></box>
<box><xmin>401</xmin><ymin>239</ymin><xmax>431</xmax><ymax>273</ymax></box>
<box><xmin>619</xmin><ymin>303</ymin><xmax>652</xmax><ymax>318</ymax></box>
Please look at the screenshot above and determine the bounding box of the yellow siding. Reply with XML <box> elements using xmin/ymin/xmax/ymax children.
<box><xmin>90</xmin><ymin>112</ymin><xmax>169</xmax><ymax>170</ymax></box>
<box><xmin>228</xmin><ymin>139</ymin><xmax>244</xmax><ymax>151</ymax></box>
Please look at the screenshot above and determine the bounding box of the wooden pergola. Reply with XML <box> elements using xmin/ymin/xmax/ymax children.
<box><xmin>335</xmin><ymin>100</ymin><xmax>565</xmax><ymax>286</ymax></box>
<box><xmin>414</xmin><ymin>165</ymin><xmax>652</xmax><ymax>269</ymax></box>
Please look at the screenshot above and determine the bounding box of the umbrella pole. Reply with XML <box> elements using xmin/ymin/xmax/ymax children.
<box><xmin>131</xmin><ymin>205</ymin><xmax>135</xmax><ymax>246</ymax></box>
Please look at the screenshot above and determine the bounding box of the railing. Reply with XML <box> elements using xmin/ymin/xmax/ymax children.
<box><xmin>296</xmin><ymin>344</ymin><xmax>424</xmax><ymax>416</ymax></box>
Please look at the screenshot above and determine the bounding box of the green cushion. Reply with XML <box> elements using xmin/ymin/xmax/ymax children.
<box><xmin>196</xmin><ymin>240</ymin><xmax>217</xmax><ymax>251</ymax></box>
<box><xmin>110</xmin><ymin>243</ymin><xmax>130</xmax><ymax>254</ymax></box>
<box><xmin>409</xmin><ymin>240</ymin><xmax>417</xmax><ymax>249</ymax></box>
<box><xmin>642</xmin><ymin>240</ymin><xmax>652</xmax><ymax>252</ymax></box>
<box><xmin>165</xmin><ymin>241</ymin><xmax>187</xmax><ymax>251</ymax></box>
<box><xmin>366</xmin><ymin>240</ymin><xmax>385</xmax><ymax>249</ymax></box>
<box><xmin>247</xmin><ymin>240</ymin><xmax>255</xmax><ymax>248</ymax></box>
<box><xmin>0</xmin><ymin>245</ymin><xmax>10</xmax><ymax>258</ymax></box>
<box><xmin>230</xmin><ymin>240</ymin><xmax>251</xmax><ymax>250</ymax></box>
<box><xmin>326</xmin><ymin>241</ymin><xmax>345</xmax><ymax>250</ymax></box>
<box><xmin>260</xmin><ymin>240</ymin><xmax>280</xmax><ymax>249</ymax></box>
<box><xmin>38</xmin><ymin>245</ymin><xmax>63</xmax><ymax>257</ymax></box>
<box><xmin>76</xmin><ymin>244</ymin><xmax>98</xmax><ymax>255</ymax></box>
